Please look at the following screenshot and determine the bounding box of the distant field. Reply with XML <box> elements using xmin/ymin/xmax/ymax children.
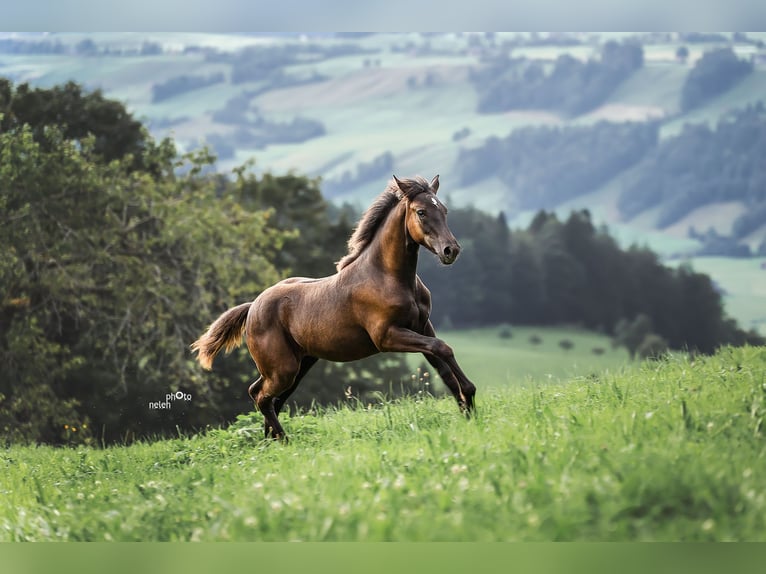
<box><xmin>660</xmin><ymin>69</ymin><xmax>766</xmax><ymax>139</ymax></box>
<box><xmin>602</xmin><ymin>63</ymin><xmax>688</xmax><ymax>116</ymax></box>
<box><xmin>412</xmin><ymin>325</ymin><xmax>631</xmax><ymax>389</ymax></box>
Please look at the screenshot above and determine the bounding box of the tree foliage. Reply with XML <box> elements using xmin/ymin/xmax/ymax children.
<box><xmin>0</xmin><ymin>79</ymin><xmax>148</xmax><ymax>170</ymax></box>
<box><xmin>680</xmin><ymin>47</ymin><xmax>753</xmax><ymax>112</ymax></box>
<box><xmin>151</xmin><ymin>73</ymin><xmax>225</xmax><ymax>103</ymax></box>
<box><xmin>0</xmin><ymin>80</ymin><xmax>410</xmax><ymax>445</ymax></box>
<box><xmin>458</xmin><ymin>120</ymin><xmax>658</xmax><ymax>210</ymax></box>
<box><xmin>0</xmin><ymin>123</ymin><xmax>290</xmax><ymax>444</ymax></box>
<box><xmin>618</xmin><ymin>104</ymin><xmax>766</xmax><ymax>231</ymax></box>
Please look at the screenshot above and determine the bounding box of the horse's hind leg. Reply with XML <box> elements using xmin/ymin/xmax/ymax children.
<box><xmin>256</xmin><ymin>391</ymin><xmax>285</xmax><ymax>441</ymax></box>
<box><xmin>248</xmin><ymin>377</ymin><xmax>263</xmax><ymax>404</ymax></box>
<box><xmin>274</xmin><ymin>356</ymin><xmax>318</xmax><ymax>416</ymax></box>
<box><xmin>247</xmin><ymin>334</ymin><xmax>304</xmax><ymax>441</ymax></box>
<box><xmin>253</xmin><ymin>356</ymin><xmax>318</xmax><ymax>439</ymax></box>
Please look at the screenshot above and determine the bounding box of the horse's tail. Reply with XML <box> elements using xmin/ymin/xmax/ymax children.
<box><xmin>191</xmin><ymin>302</ymin><xmax>252</xmax><ymax>370</ymax></box>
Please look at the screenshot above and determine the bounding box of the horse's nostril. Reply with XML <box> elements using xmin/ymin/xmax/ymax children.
<box><xmin>444</xmin><ymin>246</ymin><xmax>452</xmax><ymax>257</ymax></box>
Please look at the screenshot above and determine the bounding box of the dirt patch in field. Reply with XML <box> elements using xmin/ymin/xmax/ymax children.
<box><xmin>662</xmin><ymin>201</ymin><xmax>747</xmax><ymax>238</ymax></box>
<box><xmin>582</xmin><ymin>104</ymin><xmax>666</xmax><ymax>122</ymax></box>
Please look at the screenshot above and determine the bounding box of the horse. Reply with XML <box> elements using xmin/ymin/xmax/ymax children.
<box><xmin>191</xmin><ymin>175</ymin><xmax>477</xmax><ymax>441</ymax></box>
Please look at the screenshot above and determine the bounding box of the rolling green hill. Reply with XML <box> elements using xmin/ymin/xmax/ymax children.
<box><xmin>2</xmin><ymin>32</ymin><xmax>765</xmax><ymax>331</ymax></box>
<box><xmin>2</xmin><ymin>345</ymin><xmax>765</xmax><ymax>541</ymax></box>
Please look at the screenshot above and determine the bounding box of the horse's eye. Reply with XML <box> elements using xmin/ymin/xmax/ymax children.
<box><xmin>416</xmin><ymin>209</ymin><xmax>426</xmax><ymax>219</ymax></box>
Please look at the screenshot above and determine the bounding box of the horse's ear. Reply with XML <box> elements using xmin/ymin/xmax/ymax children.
<box><xmin>430</xmin><ymin>174</ymin><xmax>440</xmax><ymax>194</ymax></box>
<box><xmin>393</xmin><ymin>175</ymin><xmax>410</xmax><ymax>198</ymax></box>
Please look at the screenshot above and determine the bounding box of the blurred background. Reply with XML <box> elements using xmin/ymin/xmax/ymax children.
<box><xmin>2</xmin><ymin>32</ymin><xmax>765</xmax><ymax>444</ymax></box>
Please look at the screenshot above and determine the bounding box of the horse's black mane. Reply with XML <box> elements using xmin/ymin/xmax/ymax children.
<box><xmin>335</xmin><ymin>176</ymin><xmax>431</xmax><ymax>271</ymax></box>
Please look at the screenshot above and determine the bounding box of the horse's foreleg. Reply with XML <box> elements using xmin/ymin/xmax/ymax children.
<box><xmin>378</xmin><ymin>324</ymin><xmax>476</xmax><ymax>413</ymax></box>
<box><xmin>422</xmin><ymin>321</ymin><xmax>476</xmax><ymax>414</ymax></box>
<box><xmin>423</xmin><ymin>354</ymin><xmax>472</xmax><ymax>413</ymax></box>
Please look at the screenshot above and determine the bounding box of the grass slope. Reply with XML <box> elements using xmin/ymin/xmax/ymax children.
<box><xmin>428</xmin><ymin>326</ymin><xmax>629</xmax><ymax>388</ymax></box>
<box><xmin>2</xmin><ymin>345</ymin><xmax>765</xmax><ymax>541</ymax></box>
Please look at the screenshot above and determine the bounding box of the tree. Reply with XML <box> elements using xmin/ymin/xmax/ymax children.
<box><xmin>680</xmin><ymin>47</ymin><xmax>753</xmax><ymax>112</ymax></box>
<box><xmin>612</xmin><ymin>314</ymin><xmax>654</xmax><ymax>359</ymax></box>
<box><xmin>231</xmin><ymin>167</ymin><xmax>351</xmax><ymax>278</ymax></box>
<box><xmin>0</xmin><ymin>81</ymin><xmax>429</xmax><ymax>444</ymax></box>
<box><xmin>0</xmin><ymin>125</ymin><xmax>289</xmax><ymax>444</ymax></box>
<box><xmin>0</xmin><ymin>79</ymin><xmax>149</xmax><ymax>171</ymax></box>
<box><xmin>637</xmin><ymin>334</ymin><xmax>668</xmax><ymax>360</ymax></box>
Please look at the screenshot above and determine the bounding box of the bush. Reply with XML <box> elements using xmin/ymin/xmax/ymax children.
<box><xmin>637</xmin><ymin>333</ymin><xmax>669</xmax><ymax>360</ymax></box>
<box><xmin>151</xmin><ymin>73</ymin><xmax>225</xmax><ymax>103</ymax></box>
<box><xmin>680</xmin><ymin>48</ymin><xmax>753</xmax><ymax>112</ymax></box>
<box><xmin>559</xmin><ymin>339</ymin><xmax>574</xmax><ymax>351</ymax></box>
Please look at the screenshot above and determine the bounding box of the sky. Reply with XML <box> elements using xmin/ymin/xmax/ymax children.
<box><xmin>2</xmin><ymin>0</ymin><xmax>765</xmax><ymax>32</ymax></box>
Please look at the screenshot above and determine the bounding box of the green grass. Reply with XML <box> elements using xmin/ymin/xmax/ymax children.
<box><xmin>3</xmin><ymin>345</ymin><xmax>765</xmax><ymax>541</ymax></box>
<box><xmin>431</xmin><ymin>326</ymin><xmax>630</xmax><ymax>388</ymax></box>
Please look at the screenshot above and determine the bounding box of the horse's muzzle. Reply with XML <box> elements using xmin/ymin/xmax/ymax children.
<box><xmin>440</xmin><ymin>243</ymin><xmax>460</xmax><ymax>265</ymax></box>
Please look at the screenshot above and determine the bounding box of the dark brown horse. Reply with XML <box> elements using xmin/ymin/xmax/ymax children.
<box><xmin>191</xmin><ymin>175</ymin><xmax>477</xmax><ymax>440</ymax></box>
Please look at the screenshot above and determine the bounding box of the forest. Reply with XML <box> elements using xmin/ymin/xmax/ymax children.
<box><xmin>458</xmin><ymin>103</ymin><xmax>766</xmax><ymax>256</ymax></box>
<box><xmin>618</xmin><ymin>103</ymin><xmax>766</xmax><ymax>235</ymax></box>
<box><xmin>458</xmin><ymin>120</ymin><xmax>659</xmax><ymax>209</ymax></box>
<box><xmin>0</xmin><ymin>79</ymin><xmax>762</xmax><ymax>446</ymax></box>
<box><xmin>470</xmin><ymin>40</ymin><xmax>644</xmax><ymax>116</ymax></box>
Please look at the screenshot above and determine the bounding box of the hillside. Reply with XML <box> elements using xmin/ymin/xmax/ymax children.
<box><xmin>2</xmin><ymin>345</ymin><xmax>765</xmax><ymax>541</ymax></box>
<box><xmin>2</xmin><ymin>32</ymin><xmax>766</xmax><ymax>331</ymax></box>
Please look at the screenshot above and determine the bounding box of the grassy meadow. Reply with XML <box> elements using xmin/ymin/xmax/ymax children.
<box><xmin>2</xmin><ymin>344</ymin><xmax>765</xmax><ymax>541</ymax></box>
<box><xmin>424</xmin><ymin>325</ymin><xmax>630</xmax><ymax>388</ymax></box>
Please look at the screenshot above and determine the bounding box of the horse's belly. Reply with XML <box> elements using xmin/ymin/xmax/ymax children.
<box><xmin>260</xmin><ymin>276</ymin><xmax>382</xmax><ymax>362</ymax></box>
<box><xmin>300</xmin><ymin>325</ymin><xmax>379</xmax><ymax>362</ymax></box>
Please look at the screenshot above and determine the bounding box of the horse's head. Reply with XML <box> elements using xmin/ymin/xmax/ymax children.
<box><xmin>394</xmin><ymin>174</ymin><xmax>461</xmax><ymax>265</ymax></box>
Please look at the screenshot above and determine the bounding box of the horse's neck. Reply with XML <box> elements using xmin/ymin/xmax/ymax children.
<box><xmin>371</xmin><ymin>201</ymin><xmax>419</xmax><ymax>282</ymax></box>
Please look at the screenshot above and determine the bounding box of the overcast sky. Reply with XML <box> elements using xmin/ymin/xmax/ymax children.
<box><xmin>2</xmin><ymin>0</ymin><xmax>765</xmax><ymax>32</ymax></box>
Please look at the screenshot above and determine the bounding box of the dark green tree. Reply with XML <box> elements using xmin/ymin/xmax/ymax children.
<box><xmin>0</xmin><ymin>123</ymin><xmax>290</xmax><ymax>444</ymax></box>
<box><xmin>0</xmin><ymin>79</ymin><xmax>148</xmax><ymax>170</ymax></box>
<box><xmin>680</xmin><ymin>48</ymin><xmax>753</xmax><ymax>112</ymax></box>
<box><xmin>612</xmin><ymin>314</ymin><xmax>654</xmax><ymax>359</ymax></box>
